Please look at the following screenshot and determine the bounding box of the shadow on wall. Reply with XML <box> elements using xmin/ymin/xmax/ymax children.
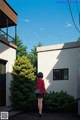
<box><xmin>6</xmin><ymin>72</ymin><xmax>12</xmax><ymax>106</ymax></box>
<box><xmin>45</xmin><ymin>42</ymin><xmax>80</xmax><ymax>97</ymax></box>
<box><xmin>0</xmin><ymin>42</ymin><xmax>9</xmax><ymax>54</ymax></box>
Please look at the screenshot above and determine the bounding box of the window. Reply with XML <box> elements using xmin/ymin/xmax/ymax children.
<box><xmin>53</xmin><ymin>68</ymin><xmax>69</xmax><ymax>80</ymax></box>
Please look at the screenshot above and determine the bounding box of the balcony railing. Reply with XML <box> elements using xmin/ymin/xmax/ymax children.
<box><xmin>0</xmin><ymin>29</ymin><xmax>16</xmax><ymax>44</ymax></box>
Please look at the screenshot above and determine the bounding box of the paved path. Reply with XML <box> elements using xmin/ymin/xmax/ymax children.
<box><xmin>10</xmin><ymin>112</ymin><xmax>80</xmax><ymax>120</ymax></box>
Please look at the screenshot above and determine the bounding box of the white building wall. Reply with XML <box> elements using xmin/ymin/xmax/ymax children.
<box><xmin>0</xmin><ymin>42</ymin><xmax>16</xmax><ymax>106</ymax></box>
<box><xmin>37</xmin><ymin>42</ymin><xmax>80</xmax><ymax>98</ymax></box>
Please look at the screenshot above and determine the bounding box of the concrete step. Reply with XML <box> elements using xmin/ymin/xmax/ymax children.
<box><xmin>0</xmin><ymin>106</ymin><xmax>22</xmax><ymax>119</ymax></box>
<box><xmin>0</xmin><ymin>106</ymin><xmax>12</xmax><ymax>112</ymax></box>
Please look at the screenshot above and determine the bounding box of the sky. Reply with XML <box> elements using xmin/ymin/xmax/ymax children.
<box><xmin>7</xmin><ymin>0</ymin><xmax>80</xmax><ymax>52</ymax></box>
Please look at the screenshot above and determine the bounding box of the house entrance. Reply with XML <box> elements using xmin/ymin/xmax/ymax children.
<box><xmin>0</xmin><ymin>60</ymin><xmax>6</xmax><ymax>107</ymax></box>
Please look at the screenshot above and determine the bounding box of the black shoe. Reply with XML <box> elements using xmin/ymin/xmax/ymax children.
<box><xmin>38</xmin><ymin>113</ymin><xmax>42</xmax><ymax>118</ymax></box>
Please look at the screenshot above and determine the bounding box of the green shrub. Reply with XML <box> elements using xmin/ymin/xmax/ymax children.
<box><xmin>43</xmin><ymin>91</ymin><xmax>77</xmax><ymax>113</ymax></box>
<box><xmin>10</xmin><ymin>56</ymin><xmax>36</xmax><ymax>110</ymax></box>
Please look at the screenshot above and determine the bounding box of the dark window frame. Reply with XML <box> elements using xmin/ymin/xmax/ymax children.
<box><xmin>53</xmin><ymin>68</ymin><xmax>69</xmax><ymax>80</ymax></box>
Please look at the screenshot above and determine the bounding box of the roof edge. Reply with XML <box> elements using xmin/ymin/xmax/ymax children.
<box><xmin>4</xmin><ymin>0</ymin><xmax>18</xmax><ymax>15</ymax></box>
<box><xmin>37</xmin><ymin>41</ymin><xmax>80</xmax><ymax>52</ymax></box>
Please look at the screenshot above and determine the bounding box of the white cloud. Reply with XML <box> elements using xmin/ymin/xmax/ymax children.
<box><xmin>65</xmin><ymin>22</ymin><xmax>72</xmax><ymax>27</ymax></box>
<box><xmin>24</xmin><ymin>19</ymin><xmax>30</xmax><ymax>23</ymax></box>
<box><xmin>40</xmin><ymin>27</ymin><xmax>45</xmax><ymax>31</ymax></box>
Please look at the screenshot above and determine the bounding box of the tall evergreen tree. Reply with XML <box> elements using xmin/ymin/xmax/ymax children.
<box><xmin>10</xmin><ymin>56</ymin><xmax>36</xmax><ymax>110</ymax></box>
<box><xmin>16</xmin><ymin>35</ymin><xmax>27</xmax><ymax>57</ymax></box>
<box><xmin>27</xmin><ymin>42</ymin><xmax>43</xmax><ymax>75</ymax></box>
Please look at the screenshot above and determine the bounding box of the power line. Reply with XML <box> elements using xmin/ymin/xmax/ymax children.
<box><xmin>67</xmin><ymin>0</ymin><xmax>80</xmax><ymax>33</ymax></box>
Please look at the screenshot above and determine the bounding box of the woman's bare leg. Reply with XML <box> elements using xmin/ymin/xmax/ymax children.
<box><xmin>38</xmin><ymin>98</ymin><xmax>43</xmax><ymax>114</ymax></box>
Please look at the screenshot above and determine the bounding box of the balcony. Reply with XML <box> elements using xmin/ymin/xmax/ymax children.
<box><xmin>0</xmin><ymin>0</ymin><xmax>18</xmax><ymax>45</ymax></box>
<box><xmin>0</xmin><ymin>29</ymin><xmax>15</xmax><ymax>44</ymax></box>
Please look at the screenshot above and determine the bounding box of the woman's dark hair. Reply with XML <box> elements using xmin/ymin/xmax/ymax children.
<box><xmin>37</xmin><ymin>72</ymin><xmax>43</xmax><ymax>78</ymax></box>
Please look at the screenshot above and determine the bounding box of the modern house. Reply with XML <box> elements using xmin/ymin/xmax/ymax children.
<box><xmin>0</xmin><ymin>0</ymin><xmax>17</xmax><ymax>107</ymax></box>
<box><xmin>37</xmin><ymin>41</ymin><xmax>80</xmax><ymax>115</ymax></box>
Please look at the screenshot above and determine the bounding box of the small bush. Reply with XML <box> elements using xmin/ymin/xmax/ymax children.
<box><xmin>43</xmin><ymin>91</ymin><xmax>77</xmax><ymax>113</ymax></box>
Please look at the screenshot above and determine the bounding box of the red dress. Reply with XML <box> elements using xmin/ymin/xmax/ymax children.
<box><xmin>35</xmin><ymin>78</ymin><xmax>46</xmax><ymax>95</ymax></box>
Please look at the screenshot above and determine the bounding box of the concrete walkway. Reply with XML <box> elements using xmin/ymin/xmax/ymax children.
<box><xmin>10</xmin><ymin>112</ymin><xmax>80</xmax><ymax>120</ymax></box>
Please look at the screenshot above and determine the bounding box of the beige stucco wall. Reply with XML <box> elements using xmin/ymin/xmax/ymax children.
<box><xmin>37</xmin><ymin>42</ymin><xmax>80</xmax><ymax>98</ymax></box>
<box><xmin>0</xmin><ymin>42</ymin><xmax>16</xmax><ymax>106</ymax></box>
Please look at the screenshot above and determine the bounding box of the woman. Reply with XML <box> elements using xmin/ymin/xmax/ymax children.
<box><xmin>35</xmin><ymin>72</ymin><xmax>46</xmax><ymax>118</ymax></box>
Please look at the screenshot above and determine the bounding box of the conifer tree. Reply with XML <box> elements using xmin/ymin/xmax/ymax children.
<box><xmin>10</xmin><ymin>56</ymin><xmax>36</xmax><ymax>110</ymax></box>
